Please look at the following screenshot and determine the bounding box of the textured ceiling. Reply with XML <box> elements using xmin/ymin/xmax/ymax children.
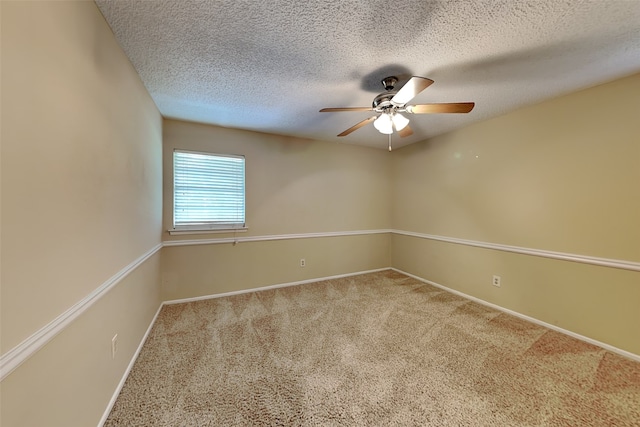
<box><xmin>95</xmin><ymin>0</ymin><xmax>640</xmax><ymax>150</ymax></box>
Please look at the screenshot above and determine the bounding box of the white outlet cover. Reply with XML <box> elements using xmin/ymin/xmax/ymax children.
<box><xmin>111</xmin><ymin>334</ymin><xmax>118</xmax><ymax>358</ymax></box>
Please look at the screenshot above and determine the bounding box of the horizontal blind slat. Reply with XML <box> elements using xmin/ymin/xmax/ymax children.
<box><xmin>173</xmin><ymin>151</ymin><xmax>245</xmax><ymax>227</ymax></box>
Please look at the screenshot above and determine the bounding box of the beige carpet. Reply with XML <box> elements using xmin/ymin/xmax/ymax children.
<box><xmin>105</xmin><ymin>270</ymin><xmax>640</xmax><ymax>426</ymax></box>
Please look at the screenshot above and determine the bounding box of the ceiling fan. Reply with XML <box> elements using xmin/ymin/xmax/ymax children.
<box><xmin>320</xmin><ymin>76</ymin><xmax>475</xmax><ymax>143</ymax></box>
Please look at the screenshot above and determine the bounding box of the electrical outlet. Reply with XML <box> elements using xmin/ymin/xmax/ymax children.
<box><xmin>300</xmin><ymin>258</ymin><xmax>306</xmax><ymax>267</ymax></box>
<box><xmin>111</xmin><ymin>334</ymin><xmax>118</xmax><ymax>359</ymax></box>
<box><xmin>492</xmin><ymin>275</ymin><xmax>501</xmax><ymax>287</ymax></box>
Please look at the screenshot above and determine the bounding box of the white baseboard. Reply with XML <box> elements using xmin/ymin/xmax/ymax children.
<box><xmin>6</xmin><ymin>228</ymin><xmax>636</xmax><ymax>383</ymax></box>
<box><xmin>97</xmin><ymin>266</ymin><xmax>639</xmax><ymax>426</ymax></box>
<box><xmin>392</xmin><ymin>268</ymin><xmax>640</xmax><ymax>363</ymax></box>
<box><xmin>97</xmin><ymin>303</ymin><xmax>164</xmax><ymax>427</ymax></box>
<box><xmin>163</xmin><ymin>267</ymin><xmax>391</xmax><ymax>305</ymax></box>
<box><xmin>98</xmin><ymin>267</ymin><xmax>390</xmax><ymax>425</ymax></box>
<box><xmin>0</xmin><ymin>244</ymin><xmax>163</xmax><ymax>381</ymax></box>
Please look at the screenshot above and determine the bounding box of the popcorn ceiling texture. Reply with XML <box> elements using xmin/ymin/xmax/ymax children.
<box><xmin>95</xmin><ymin>0</ymin><xmax>640</xmax><ymax>149</ymax></box>
<box><xmin>104</xmin><ymin>271</ymin><xmax>640</xmax><ymax>426</ymax></box>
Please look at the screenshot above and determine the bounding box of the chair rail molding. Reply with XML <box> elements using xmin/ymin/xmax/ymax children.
<box><xmin>3</xmin><ymin>228</ymin><xmax>637</xmax><ymax>382</ymax></box>
<box><xmin>0</xmin><ymin>243</ymin><xmax>163</xmax><ymax>381</ymax></box>
<box><xmin>391</xmin><ymin>229</ymin><xmax>640</xmax><ymax>272</ymax></box>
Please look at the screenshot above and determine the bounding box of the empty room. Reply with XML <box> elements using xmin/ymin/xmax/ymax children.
<box><xmin>1</xmin><ymin>1</ymin><xmax>639</xmax><ymax>426</ymax></box>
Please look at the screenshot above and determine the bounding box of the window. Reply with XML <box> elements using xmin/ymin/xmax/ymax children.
<box><xmin>173</xmin><ymin>150</ymin><xmax>245</xmax><ymax>231</ymax></box>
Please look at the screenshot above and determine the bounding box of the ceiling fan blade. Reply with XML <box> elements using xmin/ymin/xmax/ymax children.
<box><xmin>391</xmin><ymin>76</ymin><xmax>434</xmax><ymax>105</ymax></box>
<box><xmin>408</xmin><ymin>102</ymin><xmax>475</xmax><ymax>114</ymax></box>
<box><xmin>320</xmin><ymin>107</ymin><xmax>373</xmax><ymax>112</ymax></box>
<box><xmin>398</xmin><ymin>125</ymin><xmax>413</xmax><ymax>138</ymax></box>
<box><xmin>337</xmin><ymin>116</ymin><xmax>377</xmax><ymax>137</ymax></box>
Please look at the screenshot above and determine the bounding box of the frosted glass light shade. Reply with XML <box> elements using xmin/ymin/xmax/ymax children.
<box><xmin>392</xmin><ymin>113</ymin><xmax>409</xmax><ymax>131</ymax></box>
<box><xmin>373</xmin><ymin>113</ymin><xmax>393</xmax><ymax>134</ymax></box>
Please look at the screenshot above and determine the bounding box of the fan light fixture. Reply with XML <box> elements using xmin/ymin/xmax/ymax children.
<box><xmin>373</xmin><ymin>113</ymin><xmax>409</xmax><ymax>135</ymax></box>
<box><xmin>320</xmin><ymin>75</ymin><xmax>475</xmax><ymax>140</ymax></box>
<box><xmin>373</xmin><ymin>112</ymin><xmax>409</xmax><ymax>134</ymax></box>
<box><xmin>373</xmin><ymin>113</ymin><xmax>393</xmax><ymax>134</ymax></box>
<box><xmin>392</xmin><ymin>113</ymin><xmax>409</xmax><ymax>131</ymax></box>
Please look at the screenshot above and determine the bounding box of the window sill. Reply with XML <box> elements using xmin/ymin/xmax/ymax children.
<box><xmin>167</xmin><ymin>227</ymin><xmax>249</xmax><ymax>236</ymax></box>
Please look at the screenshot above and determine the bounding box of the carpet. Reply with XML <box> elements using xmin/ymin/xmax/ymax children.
<box><xmin>105</xmin><ymin>270</ymin><xmax>640</xmax><ymax>426</ymax></box>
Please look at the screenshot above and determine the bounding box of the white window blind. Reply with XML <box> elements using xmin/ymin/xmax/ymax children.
<box><xmin>173</xmin><ymin>150</ymin><xmax>245</xmax><ymax>230</ymax></box>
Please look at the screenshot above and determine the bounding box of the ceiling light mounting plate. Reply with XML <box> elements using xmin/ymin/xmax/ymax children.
<box><xmin>381</xmin><ymin>76</ymin><xmax>398</xmax><ymax>91</ymax></box>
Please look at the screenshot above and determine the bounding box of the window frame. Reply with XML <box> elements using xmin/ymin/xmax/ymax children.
<box><xmin>171</xmin><ymin>149</ymin><xmax>247</xmax><ymax>234</ymax></box>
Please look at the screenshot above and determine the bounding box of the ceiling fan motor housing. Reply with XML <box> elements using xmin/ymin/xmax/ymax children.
<box><xmin>372</xmin><ymin>93</ymin><xmax>397</xmax><ymax>110</ymax></box>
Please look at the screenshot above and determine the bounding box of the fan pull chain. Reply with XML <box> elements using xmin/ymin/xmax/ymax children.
<box><xmin>388</xmin><ymin>134</ymin><xmax>392</xmax><ymax>152</ymax></box>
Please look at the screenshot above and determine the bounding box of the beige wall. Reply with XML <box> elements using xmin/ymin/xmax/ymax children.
<box><xmin>163</xmin><ymin>234</ymin><xmax>390</xmax><ymax>301</ymax></box>
<box><xmin>163</xmin><ymin>119</ymin><xmax>391</xmax><ymax>238</ymax></box>
<box><xmin>161</xmin><ymin>119</ymin><xmax>392</xmax><ymax>299</ymax></box>
<box><xmin>1</xmin><ymin>1</ymin><xmax>638</xmax><ymax>424</ymax></box>
<box><xmin>391</xmin><ymin>235</ymin><xmax>640</xmax><ymax>354</ymax></box>
<box><xmin>0</xmin><ymin>253</ymin><xmax>161</xmax><ymax>427</ymax></box>
<box><xmin>1</xmin><ymin>1</ymin><xmax>163</xmax><ymax>426</ymax></box>
<box><xmin>391</xmin><ymin>73</ymin><xmax>640</xmax><ymax>354</ymax></box>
